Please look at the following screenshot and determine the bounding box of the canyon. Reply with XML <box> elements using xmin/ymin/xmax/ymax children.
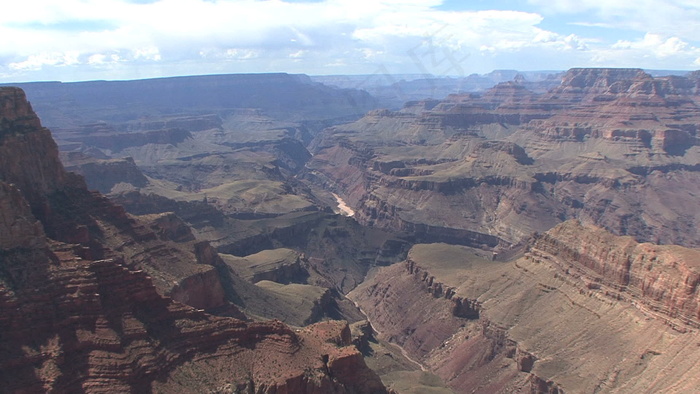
<box><xmin>0</xmin><ymin>87</ymin><xmax>387</xmax><ymax>393</ymax></box>
<box><xmin>2</xmin><ymin>68</ymin><xmax>700</xmax><ymax>393</ymax></box>
<box><xmin>306</xmin><ymin>68</ymin><xmax>700</xmax><ymax>249</ymax></box>
<box><xmin>351</xmin><ymin>221</ymin><xmax>700</xmax><ymax>392</ymax></box>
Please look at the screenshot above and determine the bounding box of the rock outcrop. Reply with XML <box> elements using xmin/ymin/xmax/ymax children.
<box><xmin>532</xmin><ymin>220</ymin><xmax>700</xmax><ymax>329</ymax></box>
<box><xmin>350</xmin><ymin>222</ymin><xmax>700</xmax><ymax>393</ymax></box>
<box><xmin>222</xmin><ymin>248</ymin><xmax>309</xmax><ymax>284</ymax></box>
<box><xmin>0</xmin><ymin>87</ymin><xmax>387</xmax><ymax>393</ymax></box>
<box><xmin>61</xmin><ymin>152</ymin><xmax>149</xmax><ymax>194</ymax></box>
<box><xmin>0</xmin><ymin>88</ymin><xmax>66</xmax><ymax>208</ymax></box>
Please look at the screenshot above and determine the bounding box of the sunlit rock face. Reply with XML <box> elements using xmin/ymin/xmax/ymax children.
<box><xmin>306</xmin><ymin>68</ymin><xmax>700</xmax><ymax>249</ymax></box>
<box><xmin>351</xmin><ymin>220</ymin><xmax>700</xmax><ymax>393</ymax></box>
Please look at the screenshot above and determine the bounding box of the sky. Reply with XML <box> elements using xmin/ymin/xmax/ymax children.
<box><xmin>1</xmin><ymin>0</ymin><xmax>699</xmax><ymax>83</ymax></box>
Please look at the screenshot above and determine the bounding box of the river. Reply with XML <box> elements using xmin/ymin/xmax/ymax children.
<box><xmin>331</xmin><ymin>193</ymin><xmax>355</xmax><ymax>217</ymax></box>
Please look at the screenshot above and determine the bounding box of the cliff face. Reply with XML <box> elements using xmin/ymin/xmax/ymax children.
<box><xmin>350</xmin><ymin>222</ymin><xmax>700</xmax><ymax>393</ymax></box>
<box><xmin>533</xmin><ymin>220</ymin><xmax>700</xmax><ymax>329</ymax></box>
<box><xmin>1</xmin><ymin>245</ymin><xmax>385</xmax><ymax>393</ymax></box>
<box><xmin>349</xmin><ymin>246</ymin><xmax>543</xmax><ymax>393</ymax></box>
<box><xmin>306</xmin><ymin>68</ymin><xmax>700</xmax><ymax>248</ymax></box>
<box><xmin>0</xmin><ymin>181</ymin><xmax>45</xmax><ymax>250</ymax></box>
<box><xmin>61</xmin><ymin>152</ymin><xmax>149</xmax><ymax>194</ymax></box>
<box><xmin>0</xmin><ymin>88</ymin><xmax>66</xmax><ymax>206</ymax></box>
<box><xmin>0</xmin><ymin>87</ymin><xmax>387</xmax><ymax>393</ymax></box>
<box><xmin>526</xmin><ymin>68</ymin><xmax>699</xmax><ymax>153</ymax></box>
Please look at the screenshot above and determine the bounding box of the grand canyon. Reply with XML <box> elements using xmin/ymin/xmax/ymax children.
<box><xmin>2</xmin><ymin>67</ymin><xmax>700</xmax><ymax>393</ymax></box>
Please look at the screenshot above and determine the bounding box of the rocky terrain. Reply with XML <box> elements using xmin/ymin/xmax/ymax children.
<box><xmin>351</xmin><ymin>220</ymin><xmax>700</xmax><ymax>393</ymax></box>
<box><xmin>0</xmin><ymin>87</ymin><xmax>388</xmax><ymax>393</ymax></box>
<box><xmin>306</xmin><ymin>68</ymin><xmax>700</xmax><ymax>249</ymax></box>
<box><xmin>7</xmin><ymin>73</ymin><xmax>378</xmax><ymax>225</ymax></box>
<box><xmin>5</xmin><ymin>67</ymin><xmax>700</xmax><ymax>393</ymax></box>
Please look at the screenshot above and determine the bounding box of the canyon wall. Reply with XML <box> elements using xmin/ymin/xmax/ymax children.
<box><xmin>0</xmin><ymin>87</ymin><xmax>387</xmax><ymax>393</ymax></box>
<box><xmin>351</xmin><ymin>221</ymin><xmax>700</xmax><ymax>393</ymax></box>
<box><xmin>306</xmin><ymin>68</ymin><xmax>700</xmax><ymax>248</ymax></box>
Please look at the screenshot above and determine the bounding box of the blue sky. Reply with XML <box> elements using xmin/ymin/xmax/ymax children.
<box><xmin>1</xmin><ymin>0</ymin><xmax>699</xmax><ymax>83</ymax></box>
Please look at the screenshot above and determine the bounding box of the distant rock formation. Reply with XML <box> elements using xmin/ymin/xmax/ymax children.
<box><xmin>306</xmin><ymin>68</ymin><xmax>700</xmax><ymax>248</ymax></box>
<box><xmin>0</xmin><ymin>87</ymin><xmax>387</xmax><ymax>393</ymax></box>
<box><xmin>6</xmin><ymin>73</ymin><xmax>377</xmax><ymax>129</ymax></box>
<box><xmin>61</xmin><ymin>152</ymin><xmax>149</xmax><ymax>194</ymax></box>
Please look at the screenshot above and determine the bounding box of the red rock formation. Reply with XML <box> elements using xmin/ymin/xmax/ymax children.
<box><xmin>351</xmin><ymin>224</ymin><xmax>700</xmax><ymax>393</ymax></box>
<box><xmin>0</xmin><ymin>181</ymin><xmax>45</xmax><ymax>249</ymax></box>
<box><xmin>1</xmin><ymin>242</ymin><xmax>385</xmax><ymax>392</ymax></box>
<box><xmin>0</xmin><ymin>87</ymin><xmax>387</xmax><ymax>393</ymax></box>
<box><xmin>532</xmin><ymin>220</ymin><xmax>700</xmax><ymax>328</ymax></box>
<box><xmin>350</xmin><ymin>257</ymin><xmax>536</xmax><ymax>393</ymax></box>
<box><xmin>0</xmin><ymin>88</ymin><xmax>66</xmax><ymax>205</ymax></box>
<box><xmin>306</xmin><ymin>68</ymin><xmax>700</xmax><ymax>248</ymax></box>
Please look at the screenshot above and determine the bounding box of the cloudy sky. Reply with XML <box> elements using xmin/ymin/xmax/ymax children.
<box><xmin>1</xmin><ymin>0</ymin><xmax>699</xmax><ymax>82</ymax></box>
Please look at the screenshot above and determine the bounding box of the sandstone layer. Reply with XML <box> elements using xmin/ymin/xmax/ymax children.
<box><xmin>351</xmin><ymin>221</ymin><xmax>700</xmax><ymax>393</ymax></box>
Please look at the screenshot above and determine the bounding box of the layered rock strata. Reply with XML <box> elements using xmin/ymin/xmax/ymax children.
<box><xmin>61</xmin><ymin>152</ymin><xmax>149</xmax><ymax>194</ymax></box>
<box><xmin>0</xmin><ymin>87</ymin><xmax>387</xmax><ymax>393</ymax></box>
<box><xmin>306</xmin><ymin>68</ymin><xmax>700</xmax><ymax>248</ymax></box>
<box><xmin>350</xmin><ymin>222</ymin><xmax>700</xmax><ymax>393</ymax></box>
<box><xmin>532</xmin><ymin>220</ymin><xmax>700</xmax><ymax>329</ymax></box>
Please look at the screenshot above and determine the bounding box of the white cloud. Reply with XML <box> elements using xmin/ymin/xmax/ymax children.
<box><xmin>9</xmin><ymin>51</ymin><xmax>80</xmax><ymax>71</ymax></box>
<box><xmin>87</xmin><ymin>54</ymin><xmax>107</xmax><ymax>65</ymax></box>
<box><xmin>592</xmin><ymin>33</ymin><xmax>700</xmax><ymax>68</ymax></box>
<box><xmin>226</xmin><ymin>49</ymin><xmax>259</xmax><ymax>60</ymax></box>
<box><xmin>613</xmin><ymin>34</ymin><xmax>689</xmax><ymax>57</ymax></box>
<box><xmin>0</xmin><ymin>0</ymin><xmax>560</xmax><ymax>79</ymax></box>
<box><xmin>1</xmin><ymin>0</ymin><xmax>699</xmax><ymax>82</ymax></box>
<box><xmin>528</xmin><ymin>0</ymin><xmax>700</xmax><ymax>41</ymax></box>
<box><xmin>133</xmin><ymin>47</ymin><xmax>161</xmax><ymax>61</ymax></box>
<box><xmin>527</xmin><ymin>0</ymin><xmax>637</xmax><ymax>15</ymax></box>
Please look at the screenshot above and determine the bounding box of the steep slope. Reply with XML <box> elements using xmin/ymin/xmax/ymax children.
<box><xmin>0</xmin><ymin>87</ymin><xmax>387</xmax><ymax>393</ymax></box>
<box><xmin>306</xmin><ymin>68</ymin><xmax>700</xmax><ymax>248</ymax></box>
<box><xmin>351</xmin><ymin>221</ymin><xmax>700</xmax><ymax>393</ymax></box>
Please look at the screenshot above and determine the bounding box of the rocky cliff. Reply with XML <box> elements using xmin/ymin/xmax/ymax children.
<box><xmin>1</xmin><ymin>245</ymin><xmax>385</xmax><ymax>392</ymax></box>
<box><xmin>0</xmin><ymin>87</ymin><xmax>387</xmax><ymax>393</ymax></box>
<box><xmin>306</xmin><ymin>68</ymin><xmax>700</xmax><ymax>248</ymax></box>
<box><xmin>350</xmin><ymin>222</ymin><xmax>700</xmax><ymax>393</ymax></box>
<box><xmin>532</xmin><ymin>220</ymin><xmax>700</xmax><ymax>329</ymax></box>
<box><xmin>0</xmin><ymin>88</ymin><xmax>66</xmax><ymax>209</ymax></box>
<box><xmin>61</xmin><ymin>152</ymin><xmax>149</xmax><ymax>194</ymax></box>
